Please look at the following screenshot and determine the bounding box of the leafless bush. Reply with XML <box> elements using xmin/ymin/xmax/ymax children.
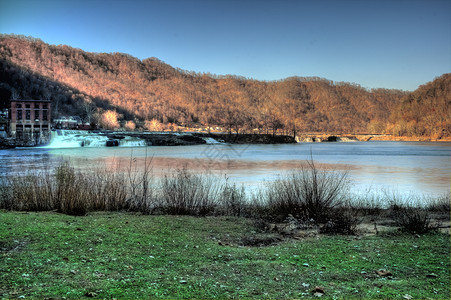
<box><xmin>87</xmin><ymin>170</ymin><xmax>128</xmax><ymax>212</ymax></box>
<box><xmin>425</xmin><ymin>192</ymin><xmax>450</xmax><ymax>217</ymax></box>
<box><xmin>387</xmin><ymin>196</ymin><xmax>439</xmax><ymax>234</ymax></box>
<box><xmin>393</xmin><ymin>207</ymin><xmax>438</xmax><ymax>234</ymax></box>
<box><xmin>125</xmin><ymin>153</ymin><xmax>156</xmax><ymax>214</ymax></box>
<box><xmin>0</xmin><ymin>160</ymin><xmax>149</xmax><ymax>216</ymax></box>
<box><xmin>6</xmin><ymin>170</ymin><xmax>54</xmax><ymax>211</ymax></box>
<box><xmin>0</xmin><ymin>176</ymin><xmax>12</xmax><ymax>209</ymax></box>
<box><xmin>218</xmin><ymin>179</ymin><xmax>247</xmax><ymax>216</ymax></box>
<box><xmin>159</xmin><ymin>167</ymin><xmax>219</xmax><ymax>216</ymax></box>
<box><xmin>261</xmin><ymin>159</ymin><xmax>350</xmax><ymax>223</ymax></box>
<box><xmin>54</xmin><ymin>162</ymin><xmax>89</xmax><ymax>216</ymax></box>
<box><xmin>320</xmin><ymin>205</ymin><xmax>361</xmax><ymax>235</ymax></box>
<box><xmin>347</xmin><ymin>191</ymin><xmax>384</xmax><ymax>216</ymax></box>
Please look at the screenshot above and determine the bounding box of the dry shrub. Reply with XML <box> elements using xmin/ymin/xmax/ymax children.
<box><xmin>393</xmin><ymin>207</ymin><xmax>437</xmax><ymax>234</ymax></box>
<box><xmin>54</xmin><ymin>162</ymin><xmax>89</xmax><ymax>216</ymax></box>
<box><xmin>388</xmin><ymin>196</ymin><xmax>439</xmax><ymax>234</ymax></box>
<box><xmin>1</xmin><ymin>160</ymin><xmax>146</xmax><ymax>216</ymax></box>
<box><xmin>0</xmin><ymin>176</ymin><xmax>12</xmax><ymax>209</ymax></box>
<box><xmin>261</xmin><ymin>159</ymin><xmax>350</xmax><ymax>223</ymax></box>
<box><xmin>425</xmin><ymin>192</ymin><xmax>450</xmax><ymax>217</ymax></box>
<box><xmin>159</xmin><ymin>167</ymin><xmax>219</xmax><ymax>216</ymax></box>
<box><xmin>347</xmin><ymin>191</ymin><xmax>384</xmax><ymax>216</ymax></box>
<box><xmin>218</xmin><ymin>180</ymin><xmax>247</xmax><ymax>216</ymax></box>
<box><xmin>320</xmin><ymin>206</ymin><xmax>361</xmax><ymax>235</ymax></box>
<box><xmin>125</xmin><ymin>154</ymin><xmax>155</xmax><ymax>214</ymax></box>
<box><xmin>87</xmin><ymin>171</ymin><xmax>128</xmax><ymax>212</ymax></box>
<box><xmin>7</xmin><ymin>171</ymin><xmax>54</xmax><ymax>211</ymax></box>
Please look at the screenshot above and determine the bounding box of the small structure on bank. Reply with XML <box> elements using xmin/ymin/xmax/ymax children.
<box><xmin>53</xmin><ymin>116</ymin><xmax>82</xmax><ymax>129</ymax></box>
<box><xmin>8</xmin><ymin>99</ymin><xmax>52</xmax><ymax>146</ymax></box>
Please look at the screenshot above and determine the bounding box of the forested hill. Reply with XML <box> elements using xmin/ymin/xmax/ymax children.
<box><xmin>0</xmin><ymin>34</ymin><xmax>449</xmax><ymax>137</ymax></box>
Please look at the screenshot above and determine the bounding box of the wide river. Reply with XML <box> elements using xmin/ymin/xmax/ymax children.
<box><xmin>1</xmin><ymin>139</ymin><xmax>450</xmax><ymax>199</ymax></box>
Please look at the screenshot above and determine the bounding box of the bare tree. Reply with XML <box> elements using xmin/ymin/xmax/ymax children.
<box><xmin>10</xmin><ymin>88</ymin><xmax>20</xmax><ymax>100</ymax></box>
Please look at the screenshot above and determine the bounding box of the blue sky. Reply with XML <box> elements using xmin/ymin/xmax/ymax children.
<box><xmin>1</xmin><ymin>0</ymin><xmax>450</xmax><ymax>91</ymax></box>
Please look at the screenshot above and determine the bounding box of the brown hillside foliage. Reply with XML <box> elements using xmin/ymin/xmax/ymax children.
<box><xmin>388</xmin><ymin>74</ymin><xmax>451</xmax><ymax>138</ymax></box>
<box><xmin>1</xmin><ymin>34</ymin><xmax>449</xmax><ymax>137</ymax></box>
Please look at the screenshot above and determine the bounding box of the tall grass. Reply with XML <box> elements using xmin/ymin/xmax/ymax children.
<box><xmin>9</xmin><ymin>170</ymin><xmax>54</xmax><ymax>211</ymax></box>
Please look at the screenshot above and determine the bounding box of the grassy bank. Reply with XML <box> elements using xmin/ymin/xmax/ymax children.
<box><xmin>0</xmin><ymin>211</ymin><xmax>450</xmax><ymax>299</ymax></box>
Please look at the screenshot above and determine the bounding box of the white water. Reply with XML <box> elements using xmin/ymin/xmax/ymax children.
<box><xmin>203</xmin><ymin>137</ymin><xmax>223</xmax><ymax>144</ymax></box>
<box><xmin>43</xmin><ymin>130</ymin><xmax>147</xmax><ymax>148</ymax></box>
<box><xmin>43</xmin><ymin>130</ymin><xmax>223</xmax><ymax>148</ymax></box>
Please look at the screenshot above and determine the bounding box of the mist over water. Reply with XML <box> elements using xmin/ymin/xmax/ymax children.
<box><xmin>1</xmin><ymin>140</ymin><xmax>450</xmax><ymax>199</ymax></box>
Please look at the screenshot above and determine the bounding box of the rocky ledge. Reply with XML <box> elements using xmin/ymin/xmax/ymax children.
<box><xmin>0</xmin><ymin>137</ymin><xmax>16</xmax><ymax>149</ymax></box>
<box><xmin>197</xmin><ymin>133</ymin><xmax>296</xmax><ymax>144</ymax></box>
<box><xmin>108</xmin><ymin>132</ymin><xmax>295</xmax><ymax>146</ymax></box>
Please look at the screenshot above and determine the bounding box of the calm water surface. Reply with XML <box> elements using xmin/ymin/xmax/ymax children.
<box><xmin>1</xmin><ymin>141</ymin><xmax>450</xmax><ymax>197</ymax></box>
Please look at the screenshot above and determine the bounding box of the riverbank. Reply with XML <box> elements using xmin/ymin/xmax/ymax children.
<box><xmin>0</xmin><ymin>211</ymin><xmax>449</xmax><ymax>299</ymax></box>
<box><xmin>369</xmin><ymin>135</ymin><xmax>451</xmax><ymax>142</ymax></box>
<box><xmin>127</xmin><ymin>132</ymin><xmax>296</xmax><ymax>146</ymax></box>
<box><xmin>296</xmin><ymin>133</ymin><xmax>451</xmax><ymax>142</ymax></box>
<box><xmin>113</xmin><ymin>132</ymin><xmax>451</xmax><ymax>144</ymax></box>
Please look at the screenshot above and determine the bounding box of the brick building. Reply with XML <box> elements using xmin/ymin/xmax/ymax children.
<box><xmin>9</xmin><ymin>99</ymin><xmax>51</xmax><ymax>145</ymax></box>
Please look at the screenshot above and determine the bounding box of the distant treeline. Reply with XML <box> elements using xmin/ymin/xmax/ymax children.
<box><xmin>0</xmin><ymin>34</ymin><xmax>450</xmax><ymax>138</ymax></box>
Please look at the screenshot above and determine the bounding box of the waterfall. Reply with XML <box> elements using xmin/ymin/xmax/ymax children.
<box><xmin>43</xmin><ymin>130</ymin><xmax>147</xmax><ymax>148</ymax></box>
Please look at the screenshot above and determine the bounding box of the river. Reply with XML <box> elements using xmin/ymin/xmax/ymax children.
<box><xmin>0</xmin><ymin>136</ymin><xmax>450</xmax><ymax>199</ymax></box>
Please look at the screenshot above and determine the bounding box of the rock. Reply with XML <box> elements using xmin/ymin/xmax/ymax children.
<box><xmin>0</xmin><ymin>137</ymin><xmax>16</xmax><ymax>149</ymax></box>
<box><xmin>376</xmin><ymin>269</ymin><xmax>392</xmax><ymax>277</ymax></box>
<box><xmin>312</xmin><ymin>286</ymin><xmax>325</xmax><ymax>297</ymax></box>
<box><xmin>106</xmin><ymin>139</ymin><xmax>119</xmax><ymax>146</ymax></box>
<box><xmin>426</xmin><ymin>273</ymin><xmax>438</xmax><ymax>278</ymax></box>
<box><xmin>327</xmin><ymin>135</ymin><xmax>339</xmax><ymax>142</ymax></box>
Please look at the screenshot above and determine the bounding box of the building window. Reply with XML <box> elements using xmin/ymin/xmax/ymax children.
<box><xmin>26</xmin><ymin>110</ymin><xmax>31</xmax><ymax>120</ymax></box>
<box><xmin>35</xmin><ymin>109</ymin><xmax>40</xmax><ymax>121</ymax></box>
<box><xmin>43</xmin><ymin>104</ymin><xmax>48</xmax><ymax>109</ymax></box>
<box><xmin>17</xmin><ymin>110</ymin><xmax>22</xmax><ymax>120</ymax></box>
<box><xmin>26</xmin><ymin>104</ymin><xmax>31</xmax><ymax>109</ymax></box>
<box><xmin>16</xmin><ymin>104</ymin><xmax>22</xmax><ymax>108</ymax></box>
<box><xmin>43</xmin><ymin>110</ymin><xmax>48</xmax><ymax>121</ymax></box>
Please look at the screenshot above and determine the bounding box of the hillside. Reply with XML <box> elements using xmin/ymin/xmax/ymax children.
<box><xmin>388</xmin><ymin>73</ymin><xmax>451</xmax><ymax>138</ymax></box>
<box><xmin>0</xmin><ymin>34</ymin><xmax>449</xmax><ymax>137</ymax></box>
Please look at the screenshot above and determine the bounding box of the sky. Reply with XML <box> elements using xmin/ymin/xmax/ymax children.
<box><xmin>0</xmin><ymin>0</ymin><xmax>450</xmax><ymax>91</ymax></box>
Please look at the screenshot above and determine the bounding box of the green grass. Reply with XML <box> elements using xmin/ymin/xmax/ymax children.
<box><xmin>1</xmin><ymin>211</ymin><xmax>450</xmax><ymax>299</ymax></box>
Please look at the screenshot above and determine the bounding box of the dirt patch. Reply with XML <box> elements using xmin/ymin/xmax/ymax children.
<box><xmin>239</xmin><ymin>235</ymin><xmax>284</xmax><ymax>247</ymax></box>
<box><xmin>216</xmin><ymin>216</ymin><xmax>450</xmax><ymax>248</ymax></box>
